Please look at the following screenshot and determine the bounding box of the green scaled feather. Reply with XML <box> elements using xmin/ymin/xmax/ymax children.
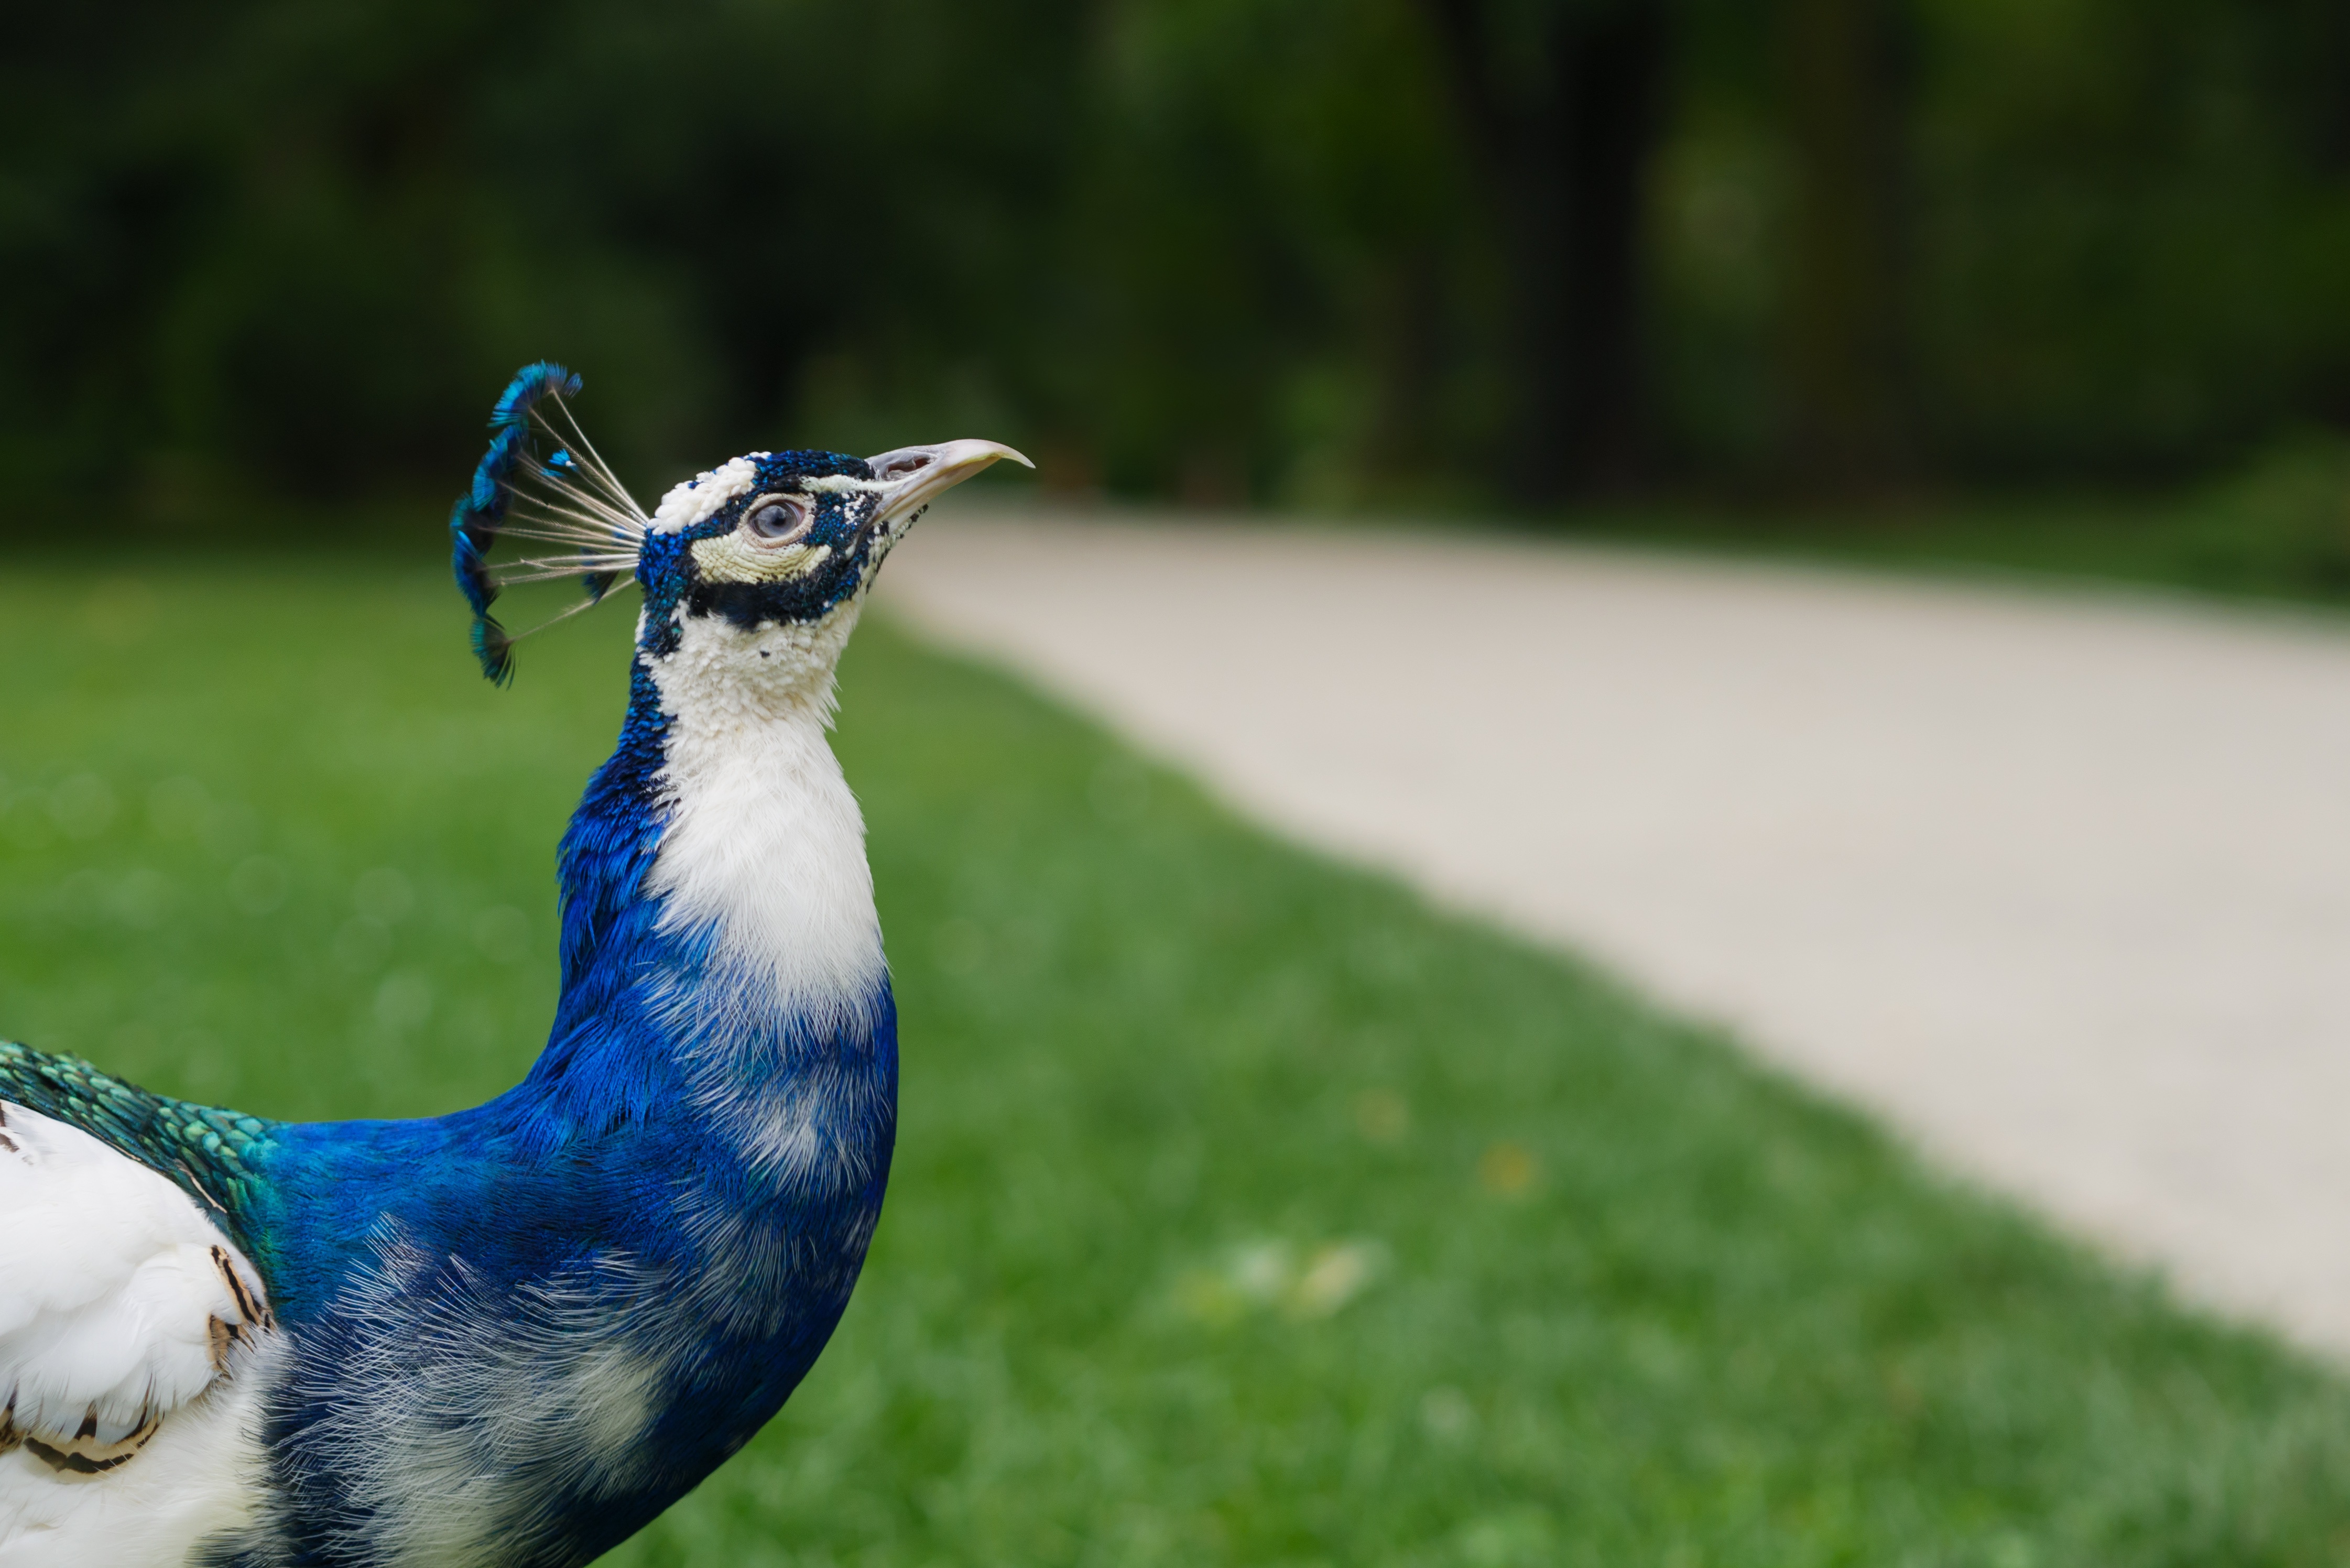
<box><xmin>0</xmin><ymin>1039</ymin><xmax>278</xmax><ymax>1261</ymax></box>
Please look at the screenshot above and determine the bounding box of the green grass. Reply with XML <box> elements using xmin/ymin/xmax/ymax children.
<box><xmin>7</xmin><ymin>558</ymin><xmax>2350</xmax><ymax>1566</ymax></box>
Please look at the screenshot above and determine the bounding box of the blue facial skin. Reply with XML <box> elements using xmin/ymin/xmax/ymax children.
<box><xmin>0</xmin><ymin>450</ymin><xmax>909</xmax><ymax>1567</ymax></box>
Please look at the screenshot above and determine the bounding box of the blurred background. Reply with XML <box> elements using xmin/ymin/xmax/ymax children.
<box><xmin>7</xmin><ymin>0</ymin><xmax>2350</xmax><ymax>571</ymax></box>
<box><xmin>12</xmin><ymin>4</ymin><xmax>2350</xmax><ymax>1562</ymax></box>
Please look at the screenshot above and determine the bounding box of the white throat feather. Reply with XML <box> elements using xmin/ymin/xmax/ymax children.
<box><xmin>640</xmin><ymin>601</ymin><xmax>886</xmax><ymax>1033</ymax></box>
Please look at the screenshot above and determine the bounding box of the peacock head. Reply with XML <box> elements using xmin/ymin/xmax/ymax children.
<box><xmin>449</xmin><ymin>362</ymin><xmax>1027</xmax><ymax>690</ymax></box>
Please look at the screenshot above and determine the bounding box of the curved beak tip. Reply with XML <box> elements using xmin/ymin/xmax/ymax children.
<box><xmin>865</xmin><ymin>438</ymin><xmax>1036</xmax><ymax>519</ymax></box>
<box><xmin>932</xmin><ymin>438</ymin><xmax>1033</xmax><ymax>473</ymax></box>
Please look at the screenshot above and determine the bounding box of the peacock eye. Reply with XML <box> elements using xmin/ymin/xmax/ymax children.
<box><xmin>743</xmin><ymin>495</ymin><xmax>811</xmax><ymax>543</ymax></box>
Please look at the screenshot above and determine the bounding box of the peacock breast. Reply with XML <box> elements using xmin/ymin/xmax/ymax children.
<box><xmin>241</xmin><ymin>1008</ymin><xmax>898</xmax><ymax>1568</ymax></box>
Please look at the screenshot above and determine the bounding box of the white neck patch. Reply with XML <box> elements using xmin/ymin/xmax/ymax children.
<box><xmin>640</xmin><ymin>599</ymin><xmax>885</xmax><ymax>1027</ymax></box>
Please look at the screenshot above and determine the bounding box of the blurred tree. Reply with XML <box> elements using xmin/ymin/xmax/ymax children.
<box><xmin>1780</xmin><ymin>0</ymin><xmax>1911</xmax><ymax>491</ymax></box>
<box><xmin>1421</xmin><ymin>0</ymin><xmax>1669</xmax><ymax>500</ymax></box>
<box><xmin>1904</xmin><ymin>0</ymin><xmax>2350</xmax><ymax>478</ymax></box>
<box><xmin>2</xmin><ymin>0</ymin><xmax>2348</xmax><ymax>531</ymax></box>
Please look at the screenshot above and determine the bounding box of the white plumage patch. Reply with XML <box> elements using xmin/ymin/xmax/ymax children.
<box><xmin>643</xmin><ymin>600</ymin><xmax>886</xmax><ymax>1030</ymax></box>
<box><xmin>647</xmin><ymin>458</ymin><xmax>761</xmax><ymax>535</ymax></box>
<box><xmin>798</xmin><ymin>474</ymin><xmax>893</xmax><ymax>495</ymax></box>
<box><xmin>0</xmin><ymin>1103</ymin><xmax>274</xmax><ymax>1565</ymax></box>
<box><xmin>272</xmin><ymin>1232</ymin><xmax>672</xmax><ymax>1568</ymax></box>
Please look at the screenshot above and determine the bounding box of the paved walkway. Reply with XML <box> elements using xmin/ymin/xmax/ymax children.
<box><xmin>882</xmin><ymin>513</ymin><xmax>2350</xmax><ymax>1356</ymax></box>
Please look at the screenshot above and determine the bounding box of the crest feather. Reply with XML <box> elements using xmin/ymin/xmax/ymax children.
<box><xmin>448</xmin><ymin>363</ymin><xmax>644</xmax><ymax>683</ymax></box>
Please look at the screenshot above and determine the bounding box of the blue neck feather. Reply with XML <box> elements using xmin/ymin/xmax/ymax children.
<box><xmin>223</xmin><ymin>644</ymin><xmax>900</xmax><ymax>1568</ymax></box>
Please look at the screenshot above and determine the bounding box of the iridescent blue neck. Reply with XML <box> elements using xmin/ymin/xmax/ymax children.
<box><xmin>240</xmin><ymin>640</ymin><xmax>898</xmax><ymax>1563</ymax></box>
<box><xmin>487</xmin><ymin>661</ymin><xmax>675</xmax><ymax>1135</ymax></box>
<box><xmin>517</xmin><ymin>628</ymin><xmax>891</xmax><ymax>1160</ymax></box>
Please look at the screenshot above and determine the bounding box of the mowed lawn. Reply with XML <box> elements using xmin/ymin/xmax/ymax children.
<box><xmin>6</xmin><ymin>555</ymin><xmax>2350</xmax><ymax>1567</ymax></box>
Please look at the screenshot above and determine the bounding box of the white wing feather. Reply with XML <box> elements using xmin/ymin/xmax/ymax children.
<box><xmin>0</xmin><ymin>1101</ymin><xmax>274</xmax><ymax>1564</ymax></box>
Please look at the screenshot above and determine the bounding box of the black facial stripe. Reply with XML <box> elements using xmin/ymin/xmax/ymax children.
<box><xmin>685</xmin><ymin>571</ymin><xmax>844</xmax><ymax>631</ymax></box>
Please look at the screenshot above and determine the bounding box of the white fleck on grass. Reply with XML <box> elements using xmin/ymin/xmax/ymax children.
<box><xmin>1231</xmin><ymin>1239</ymin><xmax>1292</xmax><ymax>1303</ymax></box>
<box><xmin>1291</xmin><ymin>1240</ymin><xmax>1384</xmax><ymax>1317</ymax></box>
<box><xmin>1174</xmin><ymin>1237</ymin><xmax>1388</xmax><ymax>1325</ymax></box>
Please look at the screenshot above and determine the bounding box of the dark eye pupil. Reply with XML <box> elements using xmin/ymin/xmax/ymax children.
<box><xmin>749</xmin><ymin>503</ymin><xmax>797</xmax><ymax>538</ymax></box>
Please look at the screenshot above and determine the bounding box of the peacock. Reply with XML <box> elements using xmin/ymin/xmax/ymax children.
<box><xmin>0</xmin><ymin>362</ymin><xmax>1028</xmax><ymax>1567</ymax></box>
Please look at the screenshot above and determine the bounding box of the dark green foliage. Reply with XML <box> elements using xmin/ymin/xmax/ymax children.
<box><xmin>1578</xmin><ymin>434</ymin><xmax>2350</xmax><ymax>605</ymax></box>
<box><xmin>9</xmin><ymin>556</ymin><xmax>2350</xmax><ymax>1560</ymax></box>
<box><xmin>1907</xmin><ymin>0</ymin><xmax>2350</xmax><ymax>477</ymax></box>
<box><xmin>4</xmin><ymin>1</ymin><xmax>2348</xmax><ymax>526</ymax></box>
<box><xmin>0</xmin><ymin>0</ymin><xmax>1473</xmax><ymax>520</ymax></box>
<box><xmin>1658</xmin><ymin>0</ymin><xmax>2350</xmax><ymax>484</ymax></box>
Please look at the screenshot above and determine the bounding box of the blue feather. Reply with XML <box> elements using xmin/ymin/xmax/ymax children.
<box><xmin>449</xmin><ymin>502</ymin><xmax>494</xmax><ymax>620</ymax></box>
<box><xmin>472</xmin><ymin>614</ymin><xmax>515</xmax><ymax>687</ymax></box>
<box><xmin>450</xmin><ymin>361</ymin><xmax>591</xmax><ymax>682</ymax></box>
<box><xmin>489</xmin><ymin>361</ymin><xmax>582</xmax><ymax>431</ymax></box>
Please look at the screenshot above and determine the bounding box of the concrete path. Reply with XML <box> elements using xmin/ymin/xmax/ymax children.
<box><xmin>881</xmin><ymin>513</ymin><xmax>2350</xmax><ymax>1356</ymax></box>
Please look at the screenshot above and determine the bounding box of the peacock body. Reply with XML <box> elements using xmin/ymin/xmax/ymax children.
<box><xmin>0</xmin><ymin>364</ymin><xmax>1028</xmax><ymax>1567</ymax></box>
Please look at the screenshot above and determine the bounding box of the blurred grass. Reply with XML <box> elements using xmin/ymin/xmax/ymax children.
<box><xmin>8</xmin><ymin>557</ymin><xmax>2350</xmax><ymax>1565</ymax></box>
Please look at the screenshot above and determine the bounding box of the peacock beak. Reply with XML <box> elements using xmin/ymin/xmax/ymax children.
<box><xmin>863</xmin><ymin>439</ymin><xmax>1033</xmax><ymax>525</ymax></box>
